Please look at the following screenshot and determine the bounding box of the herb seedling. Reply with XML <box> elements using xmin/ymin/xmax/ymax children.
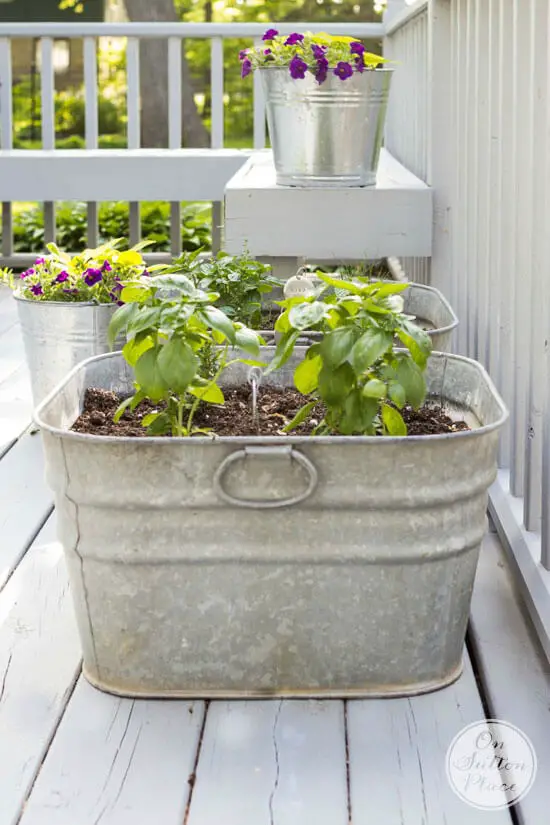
<box><xmin>163</xmin><ymin>250</ymin><xmax>280</xmax><ymax>330</ymax></box>
<box><xmin>268</xmin><ymin>273</ymin><xmax>433</xmax><ymax>436</ymax></box>
<box><xmin>108</xmin><ymin>271</ymin><xmax>264</xmax><ymax>437</ymax></box>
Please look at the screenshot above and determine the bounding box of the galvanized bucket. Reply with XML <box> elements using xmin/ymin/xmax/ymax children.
<box><xmin>15</xmin><ymin>296</ymin><xmax>119</xmax><ymax>406</ymax></box>
<box><xmin>35</xmin><ymin>348</ymin><xmax>507</xmax><ymax>699</ymax></box>
<box><xmin>260</xmin><ymin>67</ymin><xmax>393</xmax><ymax>187</ymax></box>
<box><xmin>261</xmin><ymin>281</ymin><xmax>459</xmax><ymax>351</ymax></box>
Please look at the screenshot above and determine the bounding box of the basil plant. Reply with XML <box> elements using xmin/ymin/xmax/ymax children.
<box><xmin>108</xmin><ymin>272</ymin><xmax>264</xmax><ymax>437</ymax></box>
<box><xmin>268</xmin><ymin>274</ymin><xmax>433</xmax><ymax>436</ymax></box>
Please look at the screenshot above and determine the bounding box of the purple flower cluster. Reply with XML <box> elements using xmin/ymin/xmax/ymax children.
<box><xmin>285</xmin><ymin>33</ymin><xmax>304</xmax><ymax>46</ymax></box>
<box><xmin>334</xmin><ymin>61</ymin><xmax>354</xmax><ymax>81</ymax></box>
<box><xmin>289</xmin><ymin>55</ymin><xmax>308</xmax><ymax>80</ymax></box>
<box><xmin>83</xmin><ymin>267</ymin><xmax>103</xmax><ymax>287</ymax></box>
<box><xmin>238</xmin><ymin>31</ymin><xmax>381</xmax><ymax>86</ymax></box>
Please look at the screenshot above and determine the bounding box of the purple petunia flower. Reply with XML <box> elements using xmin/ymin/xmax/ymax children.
<box><xmin>262</xmin><ymin>29</ymin><xmax>279</xmax><ymax>41</ymax></box>
<box><xmin>102</xmin><ymin>260</ymin><xmax>112</xmax><ymax>272</ymax></box>
<box><xmin>334</xmin><ymin>61</ymin><xmax>354</xmax><ymax>81</ymax></box>
<box><xmin>315</xmin><ymin>57</ymin><xmax>329</xmax><ymax>85</ymax></box>
<box><xmin>30</xmin><ymin>284</ymin><xmax>43</xmax><ymax>296</ymax></box>
<box><xmin>83</xmin><ymin>268</ymin><xmax>103</xmax><ymax>287</ymax></box>
<box><xmin>311</xmin><ymin>44</ymin><xmax>327</xmax><ymax>60</ymax></box>
<box><xmin>239</xmin><ymin>49</ymin><xmax>249</xmax><ymax>61</ymax></box>
<box><xmin>350</xmin><ymin>42</ymin><xmax>365</xmax><ymax>56</ymax></box>
<box><xmin>289</xmin><ymin>55</ymin><xmax>308</xmax><ymax>80</ymax></box>
<box><xmin>35</xmin><ymin>257</ymin><xmax>45</xmax><ymax>265</ymax></box>
<box><xmin>241</xmin><ymin>58</ymin><xmax>252</xmax><ymax>79</ymax></box>
<box><xmin>142</xmin><ymin>270</ymin><xmax>151</xmax><ymax>278</ymax></box>
<box><xmin>54</xmin><ymin>270</ymin><xmax>69</xmax><ymax>283</ymax></box>
<box><xmin>285</xmin><ymin>33</ymin><xmax>304</xmax><ymax>46</ymax></box>
<box><xmin>20</xmin><ymin>269</ymin><xmax>31</xmax><ymax>279</ymax></box>
<box><xmin>355</xmin><ymin>54</ymin><xmax>365</xmax><ymax>73</ymax></box>
<box><xmin>264</xmin><ymin>48</ymin><xmax>272</xmax><ymax>55</ymax></box>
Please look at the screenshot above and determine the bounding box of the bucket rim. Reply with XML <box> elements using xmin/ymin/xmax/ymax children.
<box><xmin>34</xmin><ymin>350</ymin><xmax>509</xmax><ymax>446</ymax></box>
<box><xmin>257</xmin><ymin>65</ymin><xmax>394</xmax><ymax>74</ymax></box>
<box><xmin>14</xmin><ymin>293</ymin><xmax>117</xmax><ymax>309</ymax></box>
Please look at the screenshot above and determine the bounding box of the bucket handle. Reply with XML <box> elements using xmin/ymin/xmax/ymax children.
<box><xmin>213</xmin><ymin>445</ymin><xmax>318</xmax><ymax>509</ymax></box>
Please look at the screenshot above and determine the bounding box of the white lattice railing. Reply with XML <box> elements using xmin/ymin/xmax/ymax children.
<box><xmin>0</xmin><ymin>21</ymin><xmax>384</xmax><ymax>265</ymax></box>
<box><xmin>386</xmin><ymin>0</ymin><xmax>550</xmax><ymax>657</ymax></box>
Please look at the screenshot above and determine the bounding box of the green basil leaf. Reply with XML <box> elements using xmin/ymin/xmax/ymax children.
<box><xmin>340</xmin><ymin>391</ymin><xmax>378</xmax><ymax>435</ymax></box>
<box><xmin>150</xmin><ymin>273</ymin><xmax>197</xmax><ymax>295</ymax></box>
<box><xmin>282</xmin><ymin>401</ymin><xmax>317</xmax><ymax>433</ymax></box>
<box><xmin>134</xmin><ymin>347</ymin><xmax>167</xmax><ymax>402</ymax></box>
<box><xmin>294</xmin><ymin>354</ymin><xmax>322</xmax><ymax>394</ymax></box>
<box><xmin>266</xmin><ymin>330</ymin><xmax>300</xmax><ymax>373</ymax></box>
<box><xmin>362</xmin><ymin>378</ymin><xmax>387</xmax><ymax>400</ymax></box>
<box><xmin>145</xmin><ymin>412</ymin><xmax>172</xmax><ymax>435</ymax></box>
<box><xmin>396</xmin><ymin>356</ymin><xmax>427</xmax><ymax>409</ymax></box>
<box><xmin>351</xmin><ymin>329</ymin><xmax>392</xmax><ymax>374</ymax></box>
<box><xmin>318</xmin><ymin>362</ymin><xmax>355</xmax><ymax>406</ymax></box>
<box><xmin>235</xmin><ymin>326</ymin><xmax>261</xmax><ymax>356</ymax></box>
<box><xmin>388</xmin><ymin>381</ymin><xmax>407</xmax><ymax>409</ymax></box>
<box><xmin>188</xmin><ymin>383</ymin><xmax>225</xmax><ymax>404</ymax></box>
<box><xmin>122</xmin><ymin>334</ymin><xmax>154</xmax><ymax>367</ymax></box>
<box><xmin>203</xmin><ymin>306</ymin><xmax>236</xmax><ymax>344</ymax></box>
<box><xmin>108</xmin><ymin>303</ymin><xmax>136</xmax><ymax>348</ymax></box>
<box><xmin>157</xmin><ymin>337</ymin><xmax>198</xmax><ymax>393</ymax></box>
<box><xmin>320</xmin><ymin>327</ymin><xmax>358</xmax><ymax>367</ymax></box>
<box><xmin>288</xmin><ymin>301</ymin><xmax>326</xmax><ymax>331</ymax></box>
<box><xmin>381</xmin><ymin>404</ymin><xmax>407</xmax><ymax>436</ymax></box>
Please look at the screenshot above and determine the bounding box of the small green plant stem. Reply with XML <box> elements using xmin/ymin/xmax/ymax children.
<box><xmin>185</xmin><ymin>350</ymin><xmax>240</xmax><ymax>435</ymax></box>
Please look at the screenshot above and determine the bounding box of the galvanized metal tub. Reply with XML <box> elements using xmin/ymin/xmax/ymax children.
<box><xmin>261</xmin><ymin>281</ymin><xmax>459</xmax><ymax>351</ymax></box>
<box><xmin>260</xmin><ymin>68</ymin><xmax>393</xmax><ymax>187</ymax></box>
<box><xmin>35</xmin><ymin>349</ymin><xmax>507</xmax><ymax>699</ymax></box>
<box><xmin>15</xmin><ymin>296</ymin><xmax>119</xmax><ymax>406</ymax></box>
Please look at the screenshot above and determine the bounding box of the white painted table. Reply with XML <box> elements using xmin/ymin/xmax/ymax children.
<box><xmin>224</xmin><ymin>149</ymin><xmax>433</xmax><ymax>262</ymax></box>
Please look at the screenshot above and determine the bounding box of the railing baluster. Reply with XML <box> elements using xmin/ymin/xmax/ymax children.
<box><xmin>210</xmin><ymin>36</ymin><xmax>224</xmax><ymax>253</ymax></box>
<box><xmin>41</xmin><ymin>37</ymin><xmax>56</xmax><ymax>246</ymax></box>
<box><xmin>126</xmin><ymin>37</ymin><xmax>141</xmax><ymax>248</ymax></box>
<box><xmin>509</xmin><ymin>0</ymin><xmax>531</xmax><ymax>499</ymax></box>
<box><xmin>525</xmin><ymin>0</ymin><xmax>549</xmax><ymax>533</ymax></box>
<box><xmin>0</xmin><ymin>37</ymin><xmax>13</xmax><ymax>261</ymax></box>
<box><xmin>168</xmin><ymin>36</ymin><xmax>182</xmax><ymax>259</ymax></box>
<box><xmin>253</xmin><ymin>40</ymin><xmax>266</xmax><ymax>149</ymax></box>
<box><xmin>84</xmin><ymin>36</ymin><xmax>99</xmax><ymax>249</ymax></box>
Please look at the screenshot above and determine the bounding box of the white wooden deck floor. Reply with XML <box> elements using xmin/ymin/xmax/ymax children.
<box><xmin>0</xmin><ymin>285</ymin><xmax>549</xmax><ymax>825</ymax></box>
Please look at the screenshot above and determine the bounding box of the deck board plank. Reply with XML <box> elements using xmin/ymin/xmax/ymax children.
<box><xmin>0</xmin><ymin>433</ymin><xmax>52</xmax><ymax>591</ymax></box>
<box><xmin>470</xmin><ymin>533</ymin><xmax>550</xmax><ymax>825</ymax></box>
<box><xmin>20</xmin><ymin>681</ymin><xmax>205</xmax><ymax>825</ymax></box>
<box><xmin>347</xmin><ymin>654</ymin><xmax>513</xmax><ymax>824</ymax></box>
<box><xmin>0</xmin><ymin>516</ymin><xmax>81</xmax><ymax>825</ymax></box>
<box><xmin>0</xmin><ymin>363</ymin><xmax>33</xmax><ymax>456</ymax></box>
<box><xmin>187</xmin><ymin>700</ymin><xmax>348</xmax><ymax>825</ymax></box>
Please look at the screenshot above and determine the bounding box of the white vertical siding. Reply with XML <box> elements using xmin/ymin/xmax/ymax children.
<box><xmin>387</xmin><ymin>0</ymin><xmax>550</xmax><ymax>648</ymax></box>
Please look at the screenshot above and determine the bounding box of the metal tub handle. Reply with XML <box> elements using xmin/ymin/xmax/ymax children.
<box><xmin>213</xmin><ymin>445</ymin><xmax>318</xmax><ymax>509</ymax></box>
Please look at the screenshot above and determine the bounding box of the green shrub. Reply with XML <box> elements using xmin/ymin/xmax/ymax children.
<box><xmin>8</xmin><ymin>202</ymin><xmax>212</xmax><ymax>254</ymax></box>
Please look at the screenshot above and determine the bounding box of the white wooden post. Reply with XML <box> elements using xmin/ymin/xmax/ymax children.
<box><xmin>425</xmin><ymin>0</ymin><xmax>453</xmax><ymax>303</ymax></box>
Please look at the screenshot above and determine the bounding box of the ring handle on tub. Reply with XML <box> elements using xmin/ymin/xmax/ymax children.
<box><xmin>213</xmin><ymin>445</ymin><xmax>318</xmax><ymax>509</ymax></box>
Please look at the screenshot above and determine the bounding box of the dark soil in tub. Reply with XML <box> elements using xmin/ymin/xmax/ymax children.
<box><xmin>72</xmin><ymin>387</ymin><xmax>470</xmax><ymax>438</ymax></box>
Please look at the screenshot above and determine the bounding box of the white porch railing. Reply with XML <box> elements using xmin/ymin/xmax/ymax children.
<box><xmin>0</xmin><ymin>21</ymin><xmax>384</xmax><ymax>264</ymax></box>
<box><xmin>385</xmin><ymin>0</ymin><xmax>550</xmax><ymax>657</ymax></box>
